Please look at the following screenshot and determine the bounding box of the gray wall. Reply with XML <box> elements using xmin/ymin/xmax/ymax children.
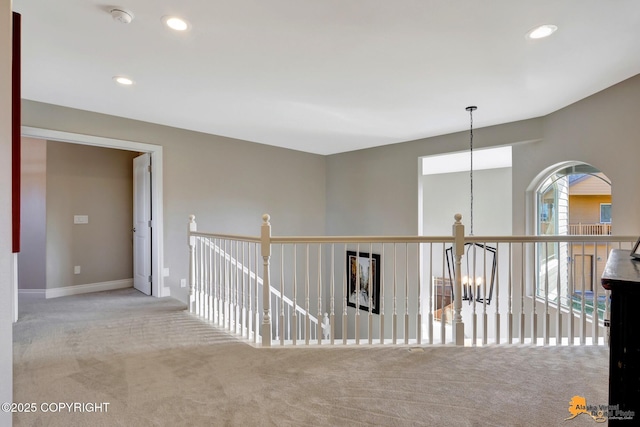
<box><xmin>21</xmin><ymin>73</ymin><xmax>640</xmax><ymax>307</ymax></box>
<box><xmin>513</xmin><ymin>74</ymin><xmax>640</xmax><ymax>235</ymax></box>
<box><xmin>326</xmin><ymin>119</ymin><xmax>542</xmax><ymax>236</ymax></box>
<box><xmin>18</xmin><ymin>137</ymin><xmax>46</xmax><ymax>290</ymax></box>
<box><xmin>22</xmin><ymin>100</ymin><xmax>327</xmax><ymax>302</ymax></box>
<box><xmin>46</xmin><ymin>141</ymin><xmax>137</xmax><ymax>288</ymax></box>
<box><xmin>422</xmin><ymin>167</ymin><xmax>512</xmax><ymax>236</ymax></box>
<box><xmin>327</xmin><ymin>74</ymin><xmax>640</xmax><ymax>238</ymax></box>
<box><xmin>324</xmin><ymin>74</ymin><xmax>640</xmax><ymax>342</ymax></box>
<box><xmin>0</xmin><ymin>0</ymin><xmax>13</xmax><ymax>422</ymax></box>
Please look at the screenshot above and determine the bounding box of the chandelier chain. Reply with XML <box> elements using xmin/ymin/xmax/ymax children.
<box><xmin>466</xmin><ymin>106</ymin><xmax>477</xmax><ymax>236</ymax></box>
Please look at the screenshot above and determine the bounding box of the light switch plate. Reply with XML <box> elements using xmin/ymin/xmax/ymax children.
<box><xmin>74</xmin><ymin>215</ymin><xmax>89</xmax><ymax>224</ymax></box>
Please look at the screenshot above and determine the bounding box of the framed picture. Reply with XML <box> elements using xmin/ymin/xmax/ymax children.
<box><xmin>631</xmin><ymin>236</ymin><xmax>640</xmax><ymax>260</ymax></box>
<box><xmin>346</xmin><ymin>250</ymin><xmax>381</xmax><ymax>314</ymax></box>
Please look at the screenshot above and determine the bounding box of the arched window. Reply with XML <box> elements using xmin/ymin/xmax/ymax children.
<box><xmin>534</xmin><ymin>163</ymin><xmax>611</xmax><ymax>311</ymax></box>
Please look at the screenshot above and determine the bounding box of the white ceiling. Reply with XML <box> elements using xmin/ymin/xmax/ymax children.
<box><xmin>13</xmin><ymin>0</ymin><xmax>640</xmax><ymax>155</ymax></box>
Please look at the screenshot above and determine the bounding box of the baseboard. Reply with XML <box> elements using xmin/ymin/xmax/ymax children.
<box><xmin>46</xmin><ymin>279</ymin><xmax>133</xmax><ymax>299</ymax></box>
<box><xmin>18</xmin><ymin>288</ymin><xmax>47</xmax><ymax>298</ymax></box>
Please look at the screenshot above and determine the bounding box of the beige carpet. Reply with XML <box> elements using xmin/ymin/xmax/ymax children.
<box><xmin>13</xmin><ymin>288</ymin><xmax>609</xmax><ymax>426</ymax></box>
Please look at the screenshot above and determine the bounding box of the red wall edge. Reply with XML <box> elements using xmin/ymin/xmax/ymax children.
<box><xmin>12</xmin><ymin>12</ymin><xmax>21</xmax><ymax>253</ymax></box>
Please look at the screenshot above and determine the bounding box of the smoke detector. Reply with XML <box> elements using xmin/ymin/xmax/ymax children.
<box><xmin>110</xmin><ymin>8</ymin><xmax>134</xmax><ymax>24</ymax></box>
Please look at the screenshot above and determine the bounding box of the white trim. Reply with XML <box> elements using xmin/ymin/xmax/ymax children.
<box><xmin>18</xmin><ymin>288</ymin><xmax>46</xmax><ymax>297</ymax></box>
<box><xmin>21</xmin><ymin>127</ymin><xmax>157</xmax><ymax>152</ymax></box>
<box><xmin>46</xmin><ymin>279</ymin><xmax>133</xmax><ymax>299</ymax></box>
<box><xmin>12</xmin><ymin>254</ymin><xmax>18</xmax><ymax>322</ymax></box>
<box><xmin>421</xmin><ymin>146</ymin><xmax>512</xmax><ymax>175</ymax></box>
<box><xmin>20</xmin><ymin>126</ymin><xmax>169</xmax><ymax>298</ymax></box>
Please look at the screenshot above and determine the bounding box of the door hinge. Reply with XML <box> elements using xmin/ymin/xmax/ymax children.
<box><xmin>147</xmin><ymin>165</ymin><xmax>151</xmax><ymax>173</ymax></box>
<box><xmin>148</xmin><ymin>220</ymin><xmax>153</xmax><ymax>228</ymax></box>
<box><xmin>148</xmin><ymin>275</ymin><xmax>152</xmax><ymax>283</ymax></box>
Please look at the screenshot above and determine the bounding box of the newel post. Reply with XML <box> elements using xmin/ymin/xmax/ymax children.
<box><xmin>453</xmin><ymin>213</ymin><xmax>465</xmax><ymax>345</ymax></box>
<box><xmin>188</xmin><ymin>215</ymin><xmax>197</xmax><ymax>314</ymax></box>
<box><xmin>261</xmin><ymin>214</ymin><xmax>272</xmax><ymax>347</ymax></box>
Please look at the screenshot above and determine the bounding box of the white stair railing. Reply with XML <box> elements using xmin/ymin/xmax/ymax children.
<box><xmin>188</xmin><ymin>215</ymin><xmax>317</xmax><ymax>344</ymax></box>
<box><xmin>188</xmin><ymin>213</ymin><xmax>637</xmax><ymax>347</ymax></box>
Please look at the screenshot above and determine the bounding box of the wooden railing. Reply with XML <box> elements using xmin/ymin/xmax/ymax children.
<box><xmin>188</xmin><ymin>214</ymin><xmax>637</xmax><ymax>347</ymax></box>
<box><xmin>568</xmin><ymin>223</ymin><xmax>612</xmax><ymax>235</ymax></box>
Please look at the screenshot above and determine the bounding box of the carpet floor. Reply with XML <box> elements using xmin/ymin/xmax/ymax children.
<box><xmin>13</xmin><ymin>288</ymin><xmax>609</xmax><ymax>426</ymax></box>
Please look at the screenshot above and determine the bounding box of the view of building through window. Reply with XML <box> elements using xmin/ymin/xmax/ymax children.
<box><xmin>535</xmin><ymin>164</ymin><xmax>611</xmax><ymax>317</ymax></box>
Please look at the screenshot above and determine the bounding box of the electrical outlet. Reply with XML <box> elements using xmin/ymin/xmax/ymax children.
<box><xmin>74</xmin><ymin>266</ymin><xmax>81</xmax><ymax>274</ymax></box>
<box><xmin>163</xmin><ymin>267</ymin><xmax>170</xmax><ymax>277</ymax></box>
<box><xmin>180</xmin><ymin>278</ymin><xmax>186</xmax><ymax>288</ymax></box>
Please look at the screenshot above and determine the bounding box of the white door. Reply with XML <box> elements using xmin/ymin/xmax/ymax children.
<box><xmin>133</xmin><ymin>153</ymin><xmax>152</xmax><ymax>295</ymax></box>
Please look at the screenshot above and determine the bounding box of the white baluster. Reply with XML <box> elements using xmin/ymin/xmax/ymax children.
<box><xmin>280</xmin><ymin>245</ymin><xmax>285</xmax><ymax>346</ymax></box>
<box><xmin>188</xmin><ymin>215</ymin><xmax>197</xmax><ymax>313</ymax></box>
<box><xmin>355</xmin><ymin>243</ymin><xmax>361</xmax><ymax>345</ymax></box>
<box><xmin>417</xmin><ymin>243</ymin><xmax>422</xmax><ymax>345</ymax></box>
<box><xmin>305</xmin><ymin>244</ymin><xmax>310</xmax><ymax>345</ymax></box>
<box><xmin>261</xmin><ymin>214</ymin><xmax>272</xmax><ymax>347</ymax></box>
<box><xmin>428</xmin><ymin>243</ymin><xmax>433</xmax><ymax>345</ymax></box>
<box><xmin>322</xmin><ymin>313</ymin><xmax>330</xmax><ymax>340</ymax></box>
<box><xmin>482</xmin><ymin>243</ymin><xmax>488</xmax><ymax>346</ymax></box>
<box><xmin>593</xmin><ymin>243</ymin><xmax>599</xmax><ymax>344</ymax></box>
<box><xmin>380</xmin><ymin>244</ymin><xmax>385</xmax><ymax>345</ymax></box>
<box><xmin>242</xmin><ymin>242</ymin><xmax>248</xmax><ymax>338</ymax></box>
<box><xmin>253</xmin><ymin>244</ymin><xmax>264</xmax><ymax>343</ymax></box>
<box><xmin>292</xmin><ymin>244</ymin><xmax>297</xmax><ymax>345</ymax></box>
<box><xmin>580</xmin><ymin>242</ymin><xmax>586</xmax><ymax>345</ymax></box>
<box><xmin>197</xmin><ymin>237</ymin><xmax>203</xmax><ymax>316</ymax></box>
<box><xmin>217</xmin><ymin>238</ymin><xmax>222</xmax><ymax>326</ymax></box>
<box><xmin>471</xmin><ymin>244</ymin><xmax>478</xmax><ymax>347</ymax></box>
<box><xmin>494</xmin><ymin>243</ymin><xmax>500</xmax><ymax>345</ymax></box>
<box><xmin>393</xmin><ymin>243</ymin><xmax>397</xmax><ymax>345</ymax></box>
<box><xmin>556</xmin><ymin>241</ymin><xmax>562</xmax><ymax>346</ymax></box>
<box><xmin>226</xmin><ymin>239</ymin><xmax>231</xmax><ymax>330</ymax></box>
<box><xmin>236</xmin><ymin>240</ymin><xmax>241</xmax><ymax>334</ymax></box>
<box><xmin>247</xmin><ymin>241</ymin><xmax>252</xmax><ymax>339</ymax></box>
<box><xmin>330</xmin><ymin>243</ymin><xmax>335</xmax><ymax>345</ymax></box>
<box><xmin>440</xmin><ymin>245</ymin><xmax>445</xmax><ymax>344</ymax></box>
<box><xmin>404</xmin><ymin>243</ymin><xmax>409</xmax><ymax>345</ymax></box>
<box><xmin>544</xmin><ymin>241</ymin><xmax>550</xmax><ymax>346</ymax></box>
<box><xmin>207</xmin><ymin>237</ymin><xmax>213</xmax><ymax>321</ymax></box>
<box><xmin>368</xmin><ymin>243</ymin><xmax>373</xmax><ymax>345</ymax></box>
<box><xmin>568</xmin><ymin>243</ymin><xmax>574</xmax><ymax>345</ymax></box>
<box><xmin>507</xmin><ymin>243</ymin><xmax>513</xmax><ymax>344</ymax></box>
<box><xmin>452</xmin><ymin>214</ymin><xmax>465</xmax><ymax>346</ymax></box>
<box><xmin>221</xmin><ymin>240</ymin><xmax>227</xmax><ymax>328</ymax></box>
<box><xmin>286</xmin><ymin>305</ymin><xmax>291</xmax><ymax>341</ymax></box>
<box><xmin>520</xmin><ymin>244</ymin><xmax>525</xmax><ymax>344</ymax></box>
<box><xmin>342</xmin><ymin>246</ymin><xmax>348</xmax><ymax>345</ymax></box>
<box><xmin>196</xmin><ymin>237</ymin><xmax>201</xmax><ymax>316</ymax></box>
<box><xmin>531</xmin><ymin>243</ymin><xmax>537</xmax><ymax>345</ymax></box>
<box><xmin>318</xmin><ymin>245</ymin><xmax>323</xmax><ymax>345</ymax></box>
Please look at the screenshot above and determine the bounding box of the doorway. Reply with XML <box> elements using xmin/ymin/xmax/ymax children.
<box><xmin>16</xmin><ymin>127</ymin><xmax>166</xmax><ymax>318</ymax></box>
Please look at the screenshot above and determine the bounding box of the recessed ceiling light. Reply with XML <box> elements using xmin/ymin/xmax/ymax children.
<box><xmin>526</xmin><ymin>24</ymin><xmax>558</xmax><ymax>40</ymax></box>
<box><xmin>113</xmin><ymin>76</ymin><xmax>134</xmax><ymax>86</ymax></box>
<box><xmin>162</xmin><ymin>16</ymin><xmax>190</xmax><ymax>31</ymax></box>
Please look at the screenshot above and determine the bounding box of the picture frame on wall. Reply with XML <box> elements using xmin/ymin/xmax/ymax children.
<box><xmin>346</xmin><ymin>250</ymin><xmax>381</xmax><ymax>314</ymax></box>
